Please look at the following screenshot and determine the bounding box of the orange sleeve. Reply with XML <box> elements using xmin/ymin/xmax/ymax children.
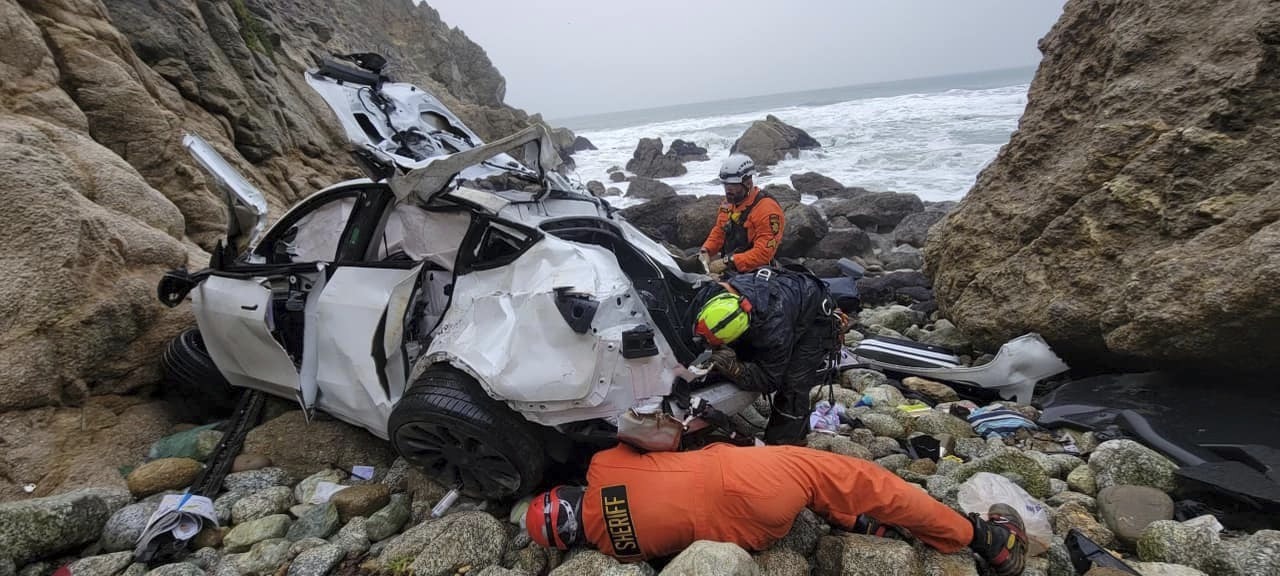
<box><xmin>701</xmin><ymin>204</ymin><xmax>730</xmax><ymax>255</ymax></box>
<box><xmin>731</xmin><ymin>198</ymin><xmax>784</xmax><ymax>271</ymax></box>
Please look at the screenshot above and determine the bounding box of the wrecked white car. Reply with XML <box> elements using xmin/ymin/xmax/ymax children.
<box><xmin>157</xmin><ymin>54</ymin><xmax>756</xmax><ymax>498</ymax></box>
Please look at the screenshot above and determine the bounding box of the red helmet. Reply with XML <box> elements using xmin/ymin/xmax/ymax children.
<box><xmin>525</xmin><ymin>485</ymin><xmax>583</xmax><ymax>550</ymax></box>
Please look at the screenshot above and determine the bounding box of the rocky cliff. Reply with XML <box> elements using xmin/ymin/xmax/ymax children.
<box><xmin>925</xmin><ymin>0</ymin><xmax>1280</xmax><ymax>373</ymax></box>
<box><xmin>0</xmin><ymin>0</ymin><xmax>538</xmax><ymax>416</ymax></box>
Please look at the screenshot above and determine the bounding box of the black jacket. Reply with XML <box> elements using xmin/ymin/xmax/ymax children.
<box><xmin>706</xmin><ymin>269</ymin><xmax>830</xmax><ymax>393</ymax></box>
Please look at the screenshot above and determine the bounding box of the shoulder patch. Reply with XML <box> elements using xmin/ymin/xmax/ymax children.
<box><xmin>600</xmin><ymin>485</ymin><xmax>643</xmax><ymax>559</ymax></box>
<box><xmin>769</xmin><ymin>213</ymin><xmax>781</xmax><ymax>234</ymax></box>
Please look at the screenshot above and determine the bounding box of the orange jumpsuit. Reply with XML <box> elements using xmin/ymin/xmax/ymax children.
<box><xmin>701</xmin><ymin>187</ymin><xmax>785</xmax><ymax>273</ymax></box>
<box><xmin>581</xmin><ymin>443</ymin><xmax>973</xmax><ymax>561</ymax></box>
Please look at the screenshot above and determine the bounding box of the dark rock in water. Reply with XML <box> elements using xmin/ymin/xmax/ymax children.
<box><xmin>606</xmin><ymin>165</ymin><xmax>621</xmax><ymax>173</ymax></box>
<box><xmin>609</xmin><ymin>171</ymin><xmax>627</xmax><ymax>183</ymax></box>
<box><xmin>675</xmin><ymin>195</ymin><xmax>727</xmax><ymax>249</ymax></box>
<box><xmin>790</xmin><ymin>172</ymin><xmax>844</xmax><ymax>198</ymax></box>
<box><xmin>819</xmin><ymin>192</ymin><xmax>924</xmax><ymax>233</ymax></box>
<box><xmin>621</xmin><ymin>195</ymin><xmax>698</xmax><ymax>245</ymax></box>
<box><xmin>669</xmin><ymin>139</ymin><xmax>709</xmax><ymax>162</ymax></box>
<box><xmin>572</xmin><ymin>135</ymin><xmax>597</xmax><ymax>151</ymax></box>
<box><xmin>762</xmin><ymin>183</ymin><xmax>800</xmax><ymax>205</ymax></box>
<box><xmin>626</xmin><ymin>177</ymin><xmax>676</xmax><ymax>200</ymax></box>
<box><xmin>924</xmin><ymin>0</ymin><xmax>1280</xmax><ymax>374</ymax></box>
<box><xmin>605</xmin><ymin>187</ymin><xmax>622</xmax><ymax>197</ymax></box>
<box><xmin>778</xmin><ymin>203</ymin><xmax>828</xmax><ymax>258</ymax></box>
<box><xmin>893</xmin><ymin>209</ymin><xmax>947</xmax><ymax>248</ymax></box>
<box><xmin>586</xmin><ymin>180</ymin><xmax>605</xmax><ymax>197</ymax></box>
<box><xmin>626</xmin><ymin>137</ymin><xmax>686</xmax><ymax>178</ymax></box>
<box><xmin>855</xmin><ymin>271</ymin><xmax>933</xmax><ymax>308</ymax></box>
<box><xmin>1098</xmin><ymin>485</ymin><xmax>1175</xmax><ymax>547</ymax></box>
<box><xmin>808</xmin><ymin>226</ymin><xmax>873</xmax><ymax>260</ymax></box>
<box><xmin>0</xmin><ymin>487</ymin><xmax>130</xmax><ymax>564</ymax></box>
<box><xmin>731</xmin><ymin>115</ymin><xmax>821</xmax><ymax>166</ymax></box>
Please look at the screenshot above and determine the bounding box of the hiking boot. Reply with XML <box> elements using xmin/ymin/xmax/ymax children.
<box><xmin>851</xmin><ymin>514</ymin><xmax>905</xmax><ymax>540</ymax></box>
<box><xmin>969</xmin><ymin>504</ymin><xmax>1027</xmax><ymax>576</ymax></box>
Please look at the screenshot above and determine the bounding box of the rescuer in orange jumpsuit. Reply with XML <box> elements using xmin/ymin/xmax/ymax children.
<box><xmin>700</xmin><ymin>153</ymin><xmax>786</xmax><ymax>275</ymax></box>
<box><xmin>524</xmin><ymin>443</ymin><xmax>1028</xmax><ymax>576</ymax></box>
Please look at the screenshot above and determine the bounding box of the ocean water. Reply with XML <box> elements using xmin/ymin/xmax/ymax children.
<box><xmin>557</xmin><ymin>67</ymin><xmax>1034</xmax><ymax>207</ymax></box>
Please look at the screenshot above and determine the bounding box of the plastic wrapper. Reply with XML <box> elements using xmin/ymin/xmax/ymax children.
<box><xmin>958</xmin><ymin>472</ymin><xmax>1052</xmax><ymax>556</ymax></box>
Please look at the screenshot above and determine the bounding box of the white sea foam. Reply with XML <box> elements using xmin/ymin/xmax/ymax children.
<box><xmin>565</xmin><ymin>84</ymin><xmax>1029</xmax><ymax>208</ymax></box>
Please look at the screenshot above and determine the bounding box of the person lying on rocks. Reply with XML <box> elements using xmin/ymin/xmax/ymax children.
<box><xmin>520</xmin><ymin>442</ymin><xmax>1028</xmax><ymax>576</ymax></box>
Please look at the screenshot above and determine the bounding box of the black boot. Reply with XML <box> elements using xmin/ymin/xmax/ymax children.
<box><xmin>851</xmin><ymin>514</ymin><xmax>905</xmax><ymax>540</ymax></box>
<box><xmin>969</xmin><ymin>504</ymin><xmax>1027</xmax><ymax>576</ymax></box>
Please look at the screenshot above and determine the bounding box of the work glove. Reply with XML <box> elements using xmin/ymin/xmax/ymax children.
<box><xmin>708</xmin><ymin>257</ymin><xmax>730</xmax><ymax>275</ymax></box>
<box><xmin>710</xmin><ymin>348</ymin><xmax>744</xmax><ymax>381</ymax></box>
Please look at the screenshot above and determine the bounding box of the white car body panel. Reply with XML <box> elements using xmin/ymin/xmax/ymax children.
<box><xmin>193</xmin><ymin>276</ymin><xmax>300</xmax><ymax>398</ymax></box>
<box><xmin>425</xmin><ymin>233</ymin><xmax>685</xmax><ymax>426</ymax></box>
<box><xmin>312</xmin><ymin>265</ymin><xmax>424</xmax><ymax>438</ymax></box>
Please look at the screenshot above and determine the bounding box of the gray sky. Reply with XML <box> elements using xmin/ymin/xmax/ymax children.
<box><xmin>426</xmin><ymin>1</ymin><xmax>1066</xmax><ymax>119</ymax></box>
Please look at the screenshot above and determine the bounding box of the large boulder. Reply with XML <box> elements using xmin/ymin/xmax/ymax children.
<box><xmin>242</xmin><ymin>411</ymin><xmax>394</xmax><ymax>480</ymax></box>
<box><xmin>789</xmin><ymin>172</ymin><xmax>844</xmax><ymax>198</ymax></box>
<box><xmin>660</xmin><ymin>541</ymin><xmax>759</xmax><ymax>576</ymax></box>
<box><xmin>572</xmin><ymin>135</ymin><xmax>597</xmax><ymax>152</ymax></box>
<box><xmin>621</xmin><ymin>195</ymin><xmax>699</xmax><ymax>245</ymax></box>
<box><xmin>924</xmin><ymin>0</ymin><xmax>1280</xmax><ymax>373</ymax></box>
<box><xmin>675</xmin><ymin>195</ymin><xmax>728</xmax><ymax>249</ymax></box>
<box><xmin>731</xmin><ymin>115</ymin><xmax>821</xmax><ymax>166</ymax></box>
<box><xmin>626</xmin><ymin>177</ymin><xmax>678</xmax><ymax>200</ymax></box>
<box><xmin>669</xmin><ymin>139</ymin><xmax>709</xmax><ymax>162</ymax></box>
<box><xmin>1088</xmin><ymin>440</ymin><xmax>1179</xmax><ymax>493</ymax></box>
<box><xmin>778</xmin><ymin>203</ymin><xmax>829</xmax><ymax>258</ymax></box>
<box><xmin>626</xmin><ymin>138</ymin><xmax>687</xmax><ymax>178</ymax></box>
<box><xmin>808</xmin><ymin>227</ymin><xmax>873</xmax><ymax>260</ymax></box>
<box><xmin>0</xmin><ymin>487</ymin><xmax>130</xmax><ymax>565</ymax></box>
<box><xmin>762</xmin><ymin>183</ymin><xmax>801</xmax><ymax>205</ymax></box>
<box><xmin>819</xmin><ymin>192</ymin><xmax>924</xmax><ymax>233</ymax></box>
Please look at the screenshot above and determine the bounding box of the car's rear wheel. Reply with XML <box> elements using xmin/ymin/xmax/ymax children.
<box><xmin>388</xmin><ymin>365</ymin><xmax>546</xmax><ymax>499</ymax></box>
<box><xmin>162</xmin><ymin>328</ymin><xmax>238</xmax><ymax>422</ymax></box>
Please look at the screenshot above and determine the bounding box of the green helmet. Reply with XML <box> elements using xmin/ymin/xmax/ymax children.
<box><xmin>694</xmin><ymin>292</ymin><xmax>751</xmax><ymax>346</ymax></box>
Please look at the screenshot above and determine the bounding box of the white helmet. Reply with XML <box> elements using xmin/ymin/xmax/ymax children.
<box><xmin>718</xmin><ymin>153</ymin><xmax>756</xmax><ymax>184</ymax></box>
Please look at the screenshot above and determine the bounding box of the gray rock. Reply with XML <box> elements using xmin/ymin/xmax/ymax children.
<box><xmin>1049</xmin><ymin>479</ymin><xmax>1068</xmax><ymax>496</ymax></box>
<box><xmin>856</xmin><ymin>413</ymin><xmax>905</xmax><ymax>439</ymax></box>
<box><xmin>213</xmin><ymin>490</ymin><xmax>252</xmax><ymax>525</ymax></box>
<box><xmin>626</xmin><ymin>177</ymin><xmax>677</xmax><ymax>200</ymax></box>
<box><xmin>286</xmin><ymin>544</ymin><xmax>345</xmax><ymax>576</ymax></box>
<box><xmin>187</xmin><ymin>548</ymin><xmax>220</xmax><ymax>571</ymax></box>
<box><xmin>549</xmin><ymin>549</ymin><xmax>653</xmax><ymax>576</ymax></box>
<box><xmin>223</xmin><ymin>468</ymin><xmax>293</xmax><ymax>494</ymax></box>
<box><xmin>911</xmin><ymin>411</ymin><xmax>975</xmax><ymax>439</ymax></box>
<box><xmin>918</xmin><ymin>548</ymin><xmax>979</xmax><ymax>575</ymax></box>
<box><xmin>876</xmin><ymin>454</ymin><xmax>911</xmax><ymax>473</ymax></box>
<box><xmin>868</xmin><ymin>437</ymin><xmax>902</xmax><ymax>460</ymax></box>
<box><xmin>857</xmin><ymin>306</ymin><xmax>921</xmax><ymax>334</ymax></box>
<box><xmin>893</xmin><ymin>210</ymin><xmax>947</xmax><ymax>248</ymax></box>
<box><xmin>1053</xmin><ymin>501</ymin><xmax>1114</xmax><ymax>547</ymax></box>
<box><xmin>144</xmin><ymin>563</ymin><xmax>204</xmax><ymax>576</ymax></box>
<box><xmin>587</xmin><ymin>180</ymin><xmax>606</xmax><ymax>197</ymax></box>
<box><xmin>405</xmin><ymin>512</ymin><xmax>507</xmax><ymax>576</ymax></box>
<box><xmin>881</xmin><ymin>245</ymin><xmax>924</xmax><ymax>271</ymax></box>
<box><xmin>224</xmin><ymin>514</ymin><xmax>292</xmax><ymax>553</ymax></box>
<box><xmin>953</xmin><ymin>437</ymin><xmax>991</xmax><ymax>461</ymax></box>
<box><xmin>1045</xmin><ymin>537</ymin><xmax>1074</xmax><ymax>576</ymax></box>
<box><xmin>1066</xmin><ymin>466</ymin><xmax>1098</xmax><ymax>496</ymax></box>
<box><xmin>790</xmin><ymin>172</ymin><xmax>844</xmax><ymax>197</ymax></box>
<box><xmin>1127</xmin><ymin>563</ymin><xmax>1208</xmax><ymax>576</ymax></box>
<box><xmin>232</xmin><ymin>486</ymin><xmax>295</xmax><ymax>525</ymax></box>
<box><xmin>1221</xmin><ymin>530</ymin><xmax>1280</xmax><ymax>575</ymax></box>
<box><xmin>730</xmin><ymin>114</ymin><xmax>821</xmax><ymax>167</ymax></box>
<box><xmin>1136</xmin><ymin>520</ymin><xmax>1219</xmax><ymax>571</ymax></box>
<box><xmin>0</xmin><ymin>559</ymin><xmax>12</xmax><ymax>576</ymax></box>
<box><xmin>286</xmin><ymin>503</ymin><xmax>339</xmax><ymax>542</ymax></box>
<box><xmin>294</xmin><ymin>469</ymin><xmax>346</xmax><ymax>506</ymax></box>
<box><xmin>955</xmin><ymin>448</ymin><xmax>1053</xmax><ymax>499</ymax></box>
<box><xmin>288</xmin><ymin>537</ymin><xmax>330</xmax><ymax>557</ymax></box>
<box><xmin>626</xmin><ymin>138</ymin><xmax>686</xmax><ymax>178</ymax></box>
<box><xmin>773</xmin><ymin>509</ymin><xmax>824</xmax><ymax>557</ymax></box>
<box><xmin>0</xmin><ymin>487</ymin><xmax>131</xmax><ymax>565</ymax></box>
<box><xmin>1046</xmin><ymin>491</ymin><xmax>1097</xmax><ymax>512</ymax></box>
<box><xmin>815</xmin><ymin>533</ymin><xmax>920</xmax><ymax>576</ymax></box>
<box><xmin>609</xmin><ymin>171</ymin><xmax>627</xmax><ymax>183</ymax></box>
<box><xmin>778</xmin><ymin>202</ymin><xmax>830</xmax><ymax>259</ymax></box>
<box><xmin>68</xmin><ymin>552</ymin><xmax>135</xmax><ymax>576</ymax></box>
<box><xmin>1098</xmin><ymin>485</ymin><xmax>1175</xmax><ymax>546</ymax></box>
<box><xmin>915</xmin><ymin>320</ymin><xmax>971</xmax><ymax>355</ymax></box>
<box><xmin>1089</xmin><ymin>440</ymin><xmax>1179</xmax><ymax>493</ymax></box>
<box><xmin>752</xmin><ymin>548</ymin><xmax>808</xmax><ymax>576</ymax></box>
<box><xmin>234</xmin><ymin>538</ymin><xmax>291</xmax><ymax>576</ymax></box>
<box><xmin>100</xmin><ymin>501</ymin><xmax>161</xmax><ymax>552</ymax></box>
<box><xmin>821</xmin><ymin>192</ymin><xmax>924</xmax><ymax>233</ymax></box>
<box><xmin>659</xmin><ymin>540</ymin><xmax>759</xmax><ymax>576</ymax></box>
<box><xmin>365</xmin><ymin>494</ymin><xmax>411</xmax><ymax>542</ymax></box>
<box><xmin>328</xmin><ymin>517</ymin><xmax>369</xmax><ymax>555</ymax></box>
<box><xmin>841</xmin><ymin>369</ymin><xmax>888</xmax><ymax>392</ymax></box>
<box><xmin>472</xmin><ymin>568</ymin><xmax>525</xmax><ymax>576</ymax></box>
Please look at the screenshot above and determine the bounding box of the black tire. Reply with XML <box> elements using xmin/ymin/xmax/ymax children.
<box><xmin>388</xmin><ymin>365</ymin><xmax>546</xmax><ymax>499</ymax></box>
<box><xmin>162</xmin><ymin>328</ymin><xmax>238</xmax><ymax>422</ymax></box>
